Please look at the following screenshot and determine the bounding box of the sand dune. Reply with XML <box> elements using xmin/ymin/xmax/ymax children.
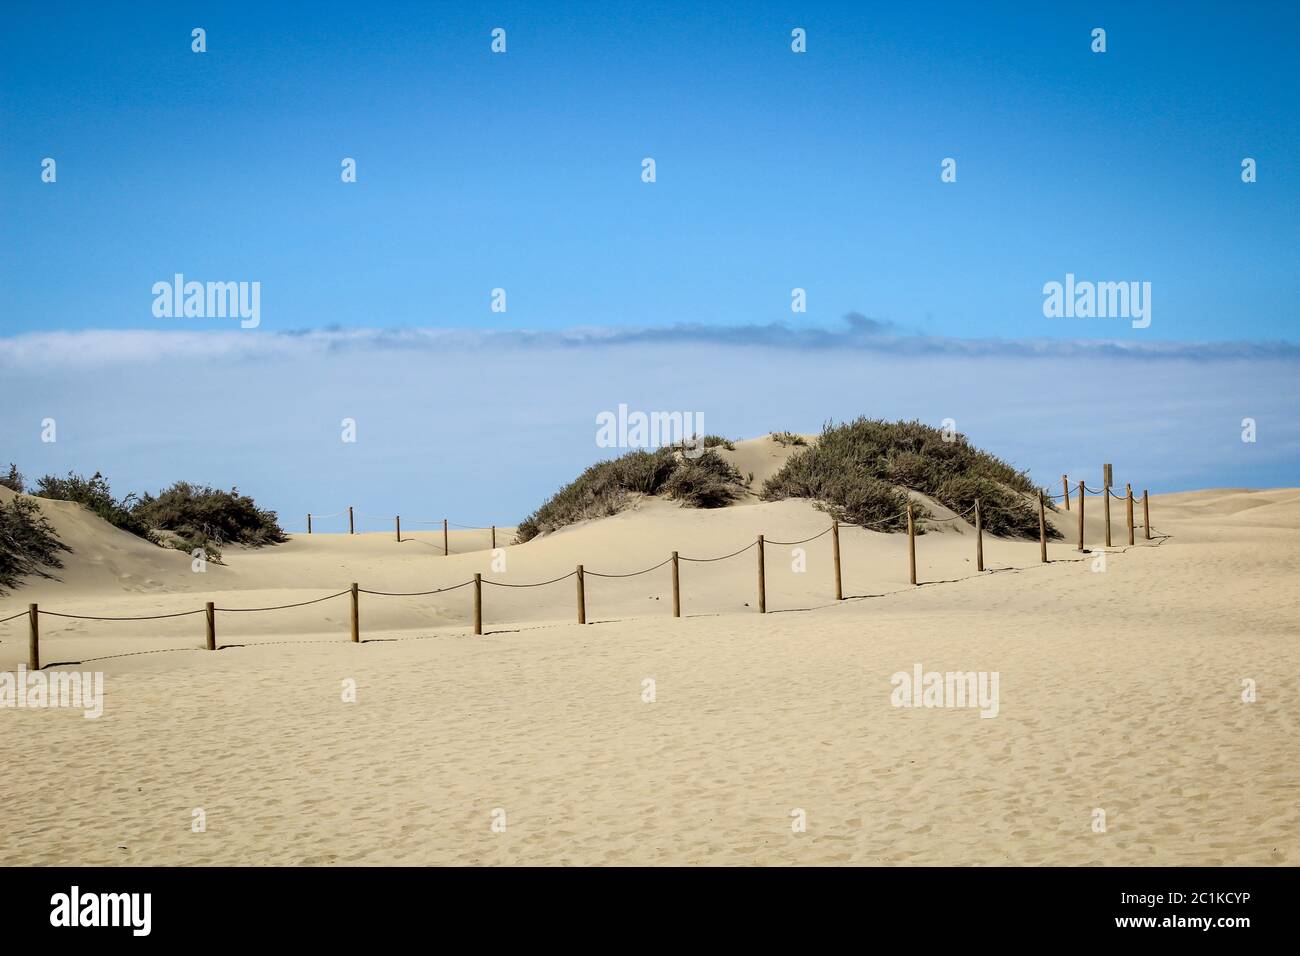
<box><xmin>712</xmin><ymin>432</ymin><xmax>814</xmax><ymax>495</ymax></box>
<box><xmin>1</xmin><ymin>475</ymin><xmax>1297</xmax><ymax>866</ymax></box>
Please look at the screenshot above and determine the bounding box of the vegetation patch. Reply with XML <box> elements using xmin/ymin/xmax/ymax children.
<box><xmin>660</xmin><ymin>452</ymin><xmax>746</xmax><ymax>508</ymax></box>
<box><xmin>761</xmin><ymin>418</ymin><xmax>1059</xmax><ymax>539</ymax></box>
<box><xmin>133</xmin><ymin>482</ymin><xmax>287</xmax><ymax>561</ymax></box>
<box><xmin>0</xmin><ymin>494</ymin><xmax>71</xmax><ymax>594</ymax></box>
<box><xmin>4</xmin><ymin>464</ymin><xmax>286</xmax><ymax>566</ymax></box>
<box><xmin>517</xmin><ymin>447</ymin><xmax>744</xmax><ymax>542</ymax></box>
<box><xmin>33</xmin><ymin>471</ymin><xmax>149</xmax><ymax>537</ymax></box>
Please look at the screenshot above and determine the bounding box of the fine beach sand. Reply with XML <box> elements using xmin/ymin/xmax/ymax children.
<box><xmin>2</xmin><ymin>441</ymin><xmax>1297</xmax><ymax>866</ymax></box>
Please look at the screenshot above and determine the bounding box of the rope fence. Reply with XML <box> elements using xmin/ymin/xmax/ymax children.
<box><xmin>357</xmin><ymin>582</ymin><xmax>475</xmax><ymax>598</ymax></box>
<box><xmin>2</xmin><ymin>475</ymin><xmax>1160</xmax><ymax>669</ymax></box>
<box><xmin>480</xmin><ymin>570</ymin><xmax>577</xmax><ymax>588</ymax></box>
<box><xmin>300</xmin><ymin>507</ymin><xmax>505</xmax><ymax>553</ymax></box>
<box><xmin>38</xmin><ymin>608</ymin><xmax>207</xmax><ymax>622</ymax></box>
<box><xmin>213</xmin><ymin>590</ymin><xmax>353</xmax><ymax>613</ymax></box>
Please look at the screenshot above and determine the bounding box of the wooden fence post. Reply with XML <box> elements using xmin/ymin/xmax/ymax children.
<box><xmin>975</xmin><ymin>498</ymin><xmax>984</xmax><ymax>572</ymax></box>
<box><xmin>28</xmin><ymin>604</ymin><xmax>39</xmax><ymax>671</ymax></box>
<box><xmin>907</xmin><ymin>504</ymin><xmax>917</xmax><ymax>585</ymax></box>
<box><xmin>1125</xmin><ymin>484</ymin><xmax>1134</xmax><ymax>546</ymax></box>
<box><xmin>1143</xmin><ymin>489</ymin><xmax>1151</xmax><ymax>540</ymax></box>
<box><xmin>1077</xmin><ymin>481</ymin><xmax>1085</xmax><ymax>550</ymax></box>
<box><xmin>491</xmin><ymin>525</ymin><xmax>497</xmax><ymax>550</ymax></box>
<box><xmin>443</xmin><ymin>519</ymin><xmax>449</xmax><ymax>557</ymax></box>
<box><xmin>396</xmin><ymin>515</ymin><xmax>401</xmax><ymax>542</ymax></box>
<box><xmin>671</xmin><ymin>551</ymin><xmax>681</xmax><ymax>617</ymax></box>
<box><xmin>350</xmin><ymin>582</ymin><xmax>359</xmax><ymax>642</ymax></box>
<box><xmin>756</xmin><ymin>535</ymin><xmax>766</xmax><ymax>613</ymax></box>
<box><xmin>576</xmin><ymin>565</ymin><xmax>586</xmax><ymax>624</ymax></box>
<box><xmin>348</xmin><ymin>507</ymin><xmax>354</xmax><ymax>535</ymax></box>
<box><xmin>307</xmin><ymin>513</ymin><xmax>312</xmax><ymax>534</ymax></box>
<box><xmin>832</xmin><ymin>520</ymin><xmax>843</xmax><ymax>600</ymax></box>
<box><xmin>1104</xmin><ymin>486</ymin><xmax>1112</xmax><ymax>548</ymax></box>
<box><xmin>1062</xmin><ymin>475</ymin><xmax>1070</xmax><ymax>510</ymax></box>
<box><xmin>205</xmin><ymin>601</ymin><xmax>216</xmax><ymax>651</ymax></box>
<box><xmin>1038</xmin><ymin>492</ymin><xmax>1048</xmax><ymax>563</ymax></box>
<box><xmin>473</xmin><ymin>573</ymin><xmax>482</xmax><ymax>635</ymax></box>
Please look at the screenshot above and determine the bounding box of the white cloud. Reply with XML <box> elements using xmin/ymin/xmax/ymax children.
<box><xmin>3</xmin><ymin>317</ymin><xmax>1298</xmax><ymax>369</ymax></box>
<box><xmin>1</xmin><ymin>323</ymin><xmax>1296</xmax><ymax>525</ymax></box>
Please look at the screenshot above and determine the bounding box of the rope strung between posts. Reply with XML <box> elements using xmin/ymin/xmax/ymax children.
<box><xmin>360</xmin><ymin>581</ymin><xmax>474</xmax><ymax>597</ymax></box>
<box><xmin>585</xmin><ymin>556</ymin><xmax>674</xmax><ymax>578</ymax></box>
<box><xmin>215</xmin><ymin>589</ymin><xmax>352</xmax><ymax>613</ymax></box>
<box><xmin>0</xmin><ymin>485</ymin><xmax>1165</xmax><ymax>632</ymax></box>
<box><xmin>927</xmin><ymin>503</ymin><xmax>979</xmax><ymax>523</ymax></box>
<box><xmin>842</xmin><ymin>506</ymin><xmax>911</xmax><ymax>531</ymax></box>
<box><xmin>343</xmin><ymin>517</ymin><xmax>497</xmax><ymax>529</ymax></box>
<box><xmin>38</xmin><ymin>607</ymin><xmax>208</xmax><ymax>622</ymax></box>
<box><xmin>308</xmin><ymin>487</ymin><xmax>1146</xmax><ymax>534</ymax></box>
<box><xmin>398</xmin><ymin>538</ymin><xmax>451</xmax><ymax>553</ymax></box>
<box><xmin>1050</xmin><ymin>481</ymin><xmax>1143</xmax><ymax>501</ymax></box>
<box><xmin>482</xmin><ymin>570</ymin><xmax>578</xmax><ymax>588</ymax></box>
<box><xmin>679</xmin><ymin>540</ymin><xmax>758</xmax><ymax>563</ymax></box>
<box><xmin>762</xmin><ymin>526</ymin><xmax>833</xmax><ymax>546</ymax></box>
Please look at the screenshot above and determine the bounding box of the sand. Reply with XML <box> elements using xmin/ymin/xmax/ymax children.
<box><xmin>1</xmin><ymin>457</ymin><xmax>1297</xmax><ymax>865</ymax></box>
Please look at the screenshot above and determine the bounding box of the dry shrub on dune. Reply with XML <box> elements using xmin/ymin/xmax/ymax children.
<box><xmin>660</xmin><ymin>453</ymin><xmax>746</xmax><ymax>508</ymax></box>
<box><xmin>132</xmin><ymin>482</ymin><xmax>287</xmax><ymax>558</ymax></box>
<box><xmin>0</xmin><ymin>494</ymin><xmax>71</xmax><ymax>594</ymax></box>
<box><xmin>34</xmin><ymin>470</ymin><xmax>148</xmax><ymax>537</ymax></box>
<box><xmin>762</xmin><ymin>417</ymin><xmax>1060</xmax><ymax>539</ymax></box>
<box><xmin>12</xmin><ymin>465</ymin><xmax>286</xmax><ymax>565</ymax></box>
<box><xmin>517</xmin><ymin>447</ymin><xmax>744</xmax><ymax>542</ymax></box>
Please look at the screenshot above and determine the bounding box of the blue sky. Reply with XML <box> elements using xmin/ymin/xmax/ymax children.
<box><xmin>1</xmin><ymin>2</ymin><xmax>1298</xmax><ymax>520</ymax></box>
<box><xmin>2</xmin><ymin>0</ymin><xmax>1297</xmax><ymax>341</ymax></box>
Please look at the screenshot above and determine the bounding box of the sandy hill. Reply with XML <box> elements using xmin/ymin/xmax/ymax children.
<box><xmin>516</xmin><ymin>421</ymin><xmax>1068</xmax><ymax>547</ymax></box>
<box><xmin>0</xmin><ymin>467</ymin><xmax>1281</xmax><ymax>661</ymax></box>
<box><xmin>3</xmin><ymin>480</ymin><xmax>1297</xmax><ymax>867</ymax></box>
<box><xmin>712</xmin><ymin>433</ymin><xmax>818</xmax><ymax>496</ymax></box>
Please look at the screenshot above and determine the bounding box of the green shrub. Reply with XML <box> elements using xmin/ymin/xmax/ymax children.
<box><xmin>668</xmin><ymin>434</ymin><xmax>735</xmax><ymax>454</ymax></box>
<box><xmin>1</xmin><ymin>464</ymin><xmax>24</xmax><ymax>493</ymax></box>
<box><xmin>517</xmin><ymin>447</ymin><xmax>745</xmax><ymax>542</ymax></box>
<box><xmin>934</xmin><ymin>475</ymin><xmax>1044</xmax><ymax>538</ymax></box>
<box><xmin>771</xmin><ymin>431</ymin><xmax>807</xmax><ymax>446</ymax></box>
<box><xmin>882</xmin><ymin>450</ymin><xmax>931</xmax><ymax>488</ymax></box>
<box><xmin>0</xmin><ymin>496</ymin><xmax>71</xmax><ymax>594</ymax></box>
<box><xmin>660</xmin><ymin>452</ymin><xmax>745</xmax><ymax>508</ymax></box>
<box><xmin>764</xmin><ymin>467</ymin><xmax>917</xmax><ymax>531</ymax></box>
<box><xmin>35</xmin><ymin>471</ymin><xmax>147</xmax><ymax>537</ymax></box>
<box><xmin>132</xmin><ymin>482</ymin><xmax>287</xmax><ymax>555</ymax></box>
<box><xmin>518</xmin><ymin>448</ymin><xmax>676</xmax><ymax>541</ymax></box>
<box><xmin>762</xmin><ymin>417</ymin><xmax>1059</xmax><ymax>539</ymax></box>
<box><xmin>28</xmin><ymin>471</ymin><xmax>285</xmax><ymax>559</ymax></box>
